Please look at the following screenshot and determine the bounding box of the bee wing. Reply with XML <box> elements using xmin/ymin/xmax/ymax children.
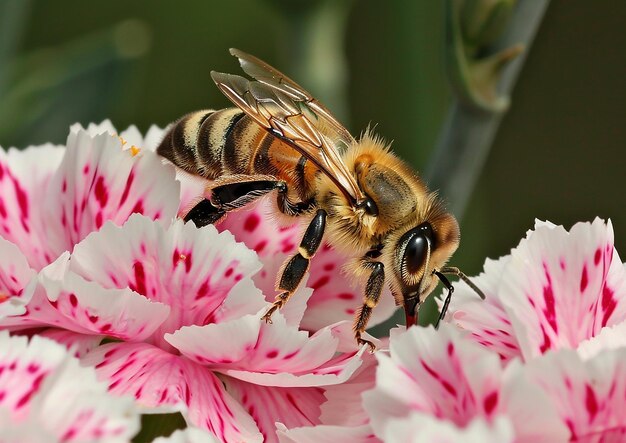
<box><xmin>210</xmin><ymin>49</ymin><xmax>364</xmax><ymax>204</ymax></box>
<box><xmin>229</xmin><ymin>48</ymin><xmax>355</xmax><ymax>145</ymax></box>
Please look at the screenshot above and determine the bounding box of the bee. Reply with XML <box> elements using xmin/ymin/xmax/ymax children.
<box><xmin>157</xmin><ymin>49</ymin><xmax>484</xmax><ymax>350</ymax></box>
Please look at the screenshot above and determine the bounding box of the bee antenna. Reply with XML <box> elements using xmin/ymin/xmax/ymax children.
<box><xmin>439</xmin><ymin>266</ymin><xmax>486</xmax><ymax>300</ymax></box>
<box><xmin>433</xmin><ymin>267</ymin><xmax>486</xmax><ymax>329</ymax></box>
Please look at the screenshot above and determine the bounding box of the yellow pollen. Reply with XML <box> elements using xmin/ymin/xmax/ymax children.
<box><xmin>130</xmin><ymin>145</ymin><xmax>141</xmax><ymax>156</ymax></box>
<box><xmin>179</xmin><ymin>253</ymin><xmax>187</xmax><ymax>261</ymax></box>
<box><xmin>118</xmin><ymin>136</ymin><xmax>127</xmax><ymax>146</ymax></box>
<box><xmin>0</xmin><ymin>293</ymin><xmax>9</xmax><ymax>303</ymax></box>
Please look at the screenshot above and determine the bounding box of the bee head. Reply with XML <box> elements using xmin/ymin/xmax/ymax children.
<box><xmin>393</xmin><ymin>214</ymin><xmax>460</xmax><ymax>324</ymax></box>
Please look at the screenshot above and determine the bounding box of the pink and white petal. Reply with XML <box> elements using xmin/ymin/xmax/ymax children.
<box><xmin>82</xmin><ymin>342</ymin><xmax>263</xmax><ymax>442</ymax></box>
<box><xmin>496</xmin><ymin>361</ymin><xmax>570</xmax><ymax>442</ymax></box>
<box><xmin>69</xmin><ymin>215</ymin><xmax>261</xmax><ymax>345</ymax></box>
<box><xmin>44</xmin><ymin>130</ymin><xmax>180</xmax><ymax>257</ymax></box>
<box><xmin>223</xmin><ymin>346</ymin><xmax>365</xmax><ymax>388</ymax></box>
<box><xmin>577</xmin><ymin>320</ymin><xmax>626</xmax><ymax>360</ymax></box>
<box><xmin>214</xmin><ymin>278</ymin><xmax>272</xmax><ymax>324</ymax></box>
<box><xmin>152</xmin><ymin>427</ymin><xmax>220</xmax><ymax>443</ymax></box>
<box><xmin>4</xmin><ymin>253</ymin><xmax>170</xmax><ymax>340</ymax></box>
<box><xmin>0</xmin><ymin>145</ymin><xmax>65</xmax><ymax>269</ymax></box>
<box><xmin>0</xmin><ymin>332</ymin><xmax>67</xmax><ymax>421</ymax></box>
<box><xmin>380</xmin><ymin>414</ymin><xmax>514</xmax><ymax>443</ymax></box>
<box><xmin>500</xmin><ymin>219</ymin><xmax>624</xmax><ymax>360</ymax></box>
<box><xmin>173</xmin><ymin>309</ymin><xmax>342</xmax><ymax>374</ymax></box>
<box><xmin>277</xmin><ymin>424</ymin><xmax>380</xmax><ymax>443</ymax></box>
<box><xmin>0</xmin><ymin>236</ymin><xmax>37</xmax><ymax>318</ymax></box>
<box><xmin>167</xmin><ymin>314</ymin><xmax>262</xmax><ymax>366</ymax></box>
<box><xmin>320</xmin><ymin>350</ymin><xmax>378</xmax><ymax>427</ymax></box>
<box><xmin>0</xmin><ymin>332</ymin><xmax>140</xmax><ymax>442</ymax></box>
<box><xmin>38</xmin><ymin>328</ymin><xmax>103</xmax><ymax>358</ymax></box>
<box><xmin>445</xmin><ymin>257</ymin><xmax>522</xmax><ymax>362</ymax></box>
<box><xmin>70</xmin><ymin>120</ymin><xmax>118</xmax><ymax>137</ymax></box>
<box><xmin>226</xmin><ymin>312</ymin><xmax>339</xmax><ymax>373</ymax></box>
<box><xmin>223</xmin><ymin>375</ymin><xmax>326</xmax><ymax>443</ymax></box>
<box><xmin>363</xmin><ymin>325</ymin><xmax>504</xmax><ymax>436</ymax></box>
<box><xmin>511</xmin><ymin>348</ymin><xmax>626</xmax><ymax>441</ymax></box>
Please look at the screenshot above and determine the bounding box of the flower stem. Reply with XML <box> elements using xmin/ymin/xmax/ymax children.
<box><xmin>426</xmin><ymin>0</ymin><xmax>550</xmax><ymax>221</ymax></box>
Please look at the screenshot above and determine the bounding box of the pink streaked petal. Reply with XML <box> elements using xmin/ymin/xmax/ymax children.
<box><xmin>320</xmin><ymin>350</ymin><xmax>378</xmax><ymax>427</ymax></box>
<box><xmin>0</xmin><ymin>332</ymin><xmax>139</xmax><ymax>442</ymax></box>
<box><xmin>222</xmin><ymin>311</ymin><xmax>339</xmax><ymax>374</ymax></box>
<box><xmin>277</xmin><ymin>424</ymin><xmax>379</xmax><ymax>443</ymax></box>
<box><xmin>0</xmin><ymin>237</ymin><xmax>36</xmax><ymax>318</ymax></box>
<box><xmin>172</xmin><ymin>309</ymin><xmax>359</xmax><ymax>380</ymax></box>
<box><xmin>512</xmin><ymin>348</ymin><xmax>626</xmax><ymax>441</ymax></box>
<box><xmin>0</xmin><ymin>332</ymin><xmax>67</xmax><ymax>421</ymax></box>
<box><xmin>69</xmin><ymin>215</ymin><xmax>261</xmax><ymax>345</ymax></box>
<box><xmin>38</xmin><ymin>328</ymin><xmax>103</xmax><ymax>358</ymax></box>
<box><xmin>167</xmin><ymin>314</ymin><xmax>262</xmax><ymax>366</ymax></box>
<box><xmin>44</xmin><ymin>129</ymin><xmax>180</xmax><ymax>258</ymax></box>
<box><xmin>82</xmin><ymin>342</ymin><xmax>262</xmax><ymax>442</ymax></box>
<box><xmin>223</xmin><ymin>345</ymin><xmax>365</xmax><ymax>387</ymax></box>
<box><xmin>577</xmin><ymin>320</ymin><xmax>626</xmax><ymax>360</ymax></box>
<box><xmin>381</xmin><ymin>414</ymin><xmax>514</xmax><ymax>443</ymax></box>
<box><xmin>500</xmin><ymin>219</ymin><xmax>626</xmax><ymax>360</ymax></box>
<box><xmin>173</xmin><ymin>168</ymin><xmax>209</xmax><ymax>219</ymax></box>
<box><xmin>214</xmin><ymin>278</ymin><xmax>272</xmax><ymax>324</ymax></box>
<box><xmin>3</xmin><ymin>253</ymin><xmax>170</xmax><ymax>340</ymax></box>
<box><xmin>219</xmin><ymin>199</ymin><xmax>396</xmax><ymax>331</ymax></box>
<box><xmin>363</xmin><ymin>325</ymin><xmax>504</xmax><ymax>436</ymax></box>
<box><xmin>224</xmin><ymin>375</ymin><xmax>326</xmax><ymax>443</ymax></box>
<box><xmin>0</xmin><ymin>145</ymin><xmax>65</xmax><ymax>269</ymax></box>
<box><xmin>152</xmin><ymin>427</ymin><xmax>221</xmax><ymax>443</ymax></box>
<box><xmin>445</xmin><ymin>257</ymin><xmax>522</xmax><ymax>362</ymax></box>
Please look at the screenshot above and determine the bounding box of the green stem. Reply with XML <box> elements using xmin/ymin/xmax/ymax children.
<box><xmin>426</xmin><ymin>0</ymin><xmax>550</xmax><ymax>220</ymax></box>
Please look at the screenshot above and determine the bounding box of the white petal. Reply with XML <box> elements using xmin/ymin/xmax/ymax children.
<box><xmin>152</xmin><ymin>427</ymin><xmax>220</xmax><ymax>443</ymax></box>
<box><xmin>381</xmin><ymin>414</ymin><xmax>514</xmax><ymax>443</ymax></box>
<box><xmin>0</xmin><ymin>236</ymin><xmax>36</xmax><ymax>318</ymax></box>
<box><xmin>277</xmin><ymin>423</ymin><xmax>379</xmax><ymax>443</ymax></box>
<box><xmin>577</xmin><ymin>320</ymin><xmax>626</xmax><ymax>359</ymax></box>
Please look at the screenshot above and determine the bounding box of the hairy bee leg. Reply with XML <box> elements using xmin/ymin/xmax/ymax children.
<box><xmin>353</xmin><ymin>261</ymin><xmax>385</xmax><ymax>353</ymax></box>
<box><xmin>184</xmin><ymin>199</ymin><xmax>226</xmax><ymax>227</ymax></box>
<box><xmin>262</xmin><ymin>209</ymin><xmax>327</xmax><ymax>323</ymax></box>
<box><xmin>433</xmin><ymin>270</ymin><xmax>454</xmax><ymax>329</ymax></box>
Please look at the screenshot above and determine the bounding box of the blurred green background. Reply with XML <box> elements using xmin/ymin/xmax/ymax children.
<box><xmin>2</xmin><ymin>0</ymin><xmax>625</xmax><ymax>295</ymax></box>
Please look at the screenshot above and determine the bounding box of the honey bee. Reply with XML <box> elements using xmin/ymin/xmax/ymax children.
<box><xmin>157</xmin><ymin>49</ymin><xmax>484</xmax><ymax>350</ymax></box>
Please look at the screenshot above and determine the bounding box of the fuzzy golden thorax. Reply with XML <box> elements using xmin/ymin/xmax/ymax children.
<box><xmin>317</xmin><ymin>132</ymin><xmax>460</xmax><ymax>303</ymax></box>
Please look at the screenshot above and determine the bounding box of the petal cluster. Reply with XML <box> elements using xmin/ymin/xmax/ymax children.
<box><xmin>0</xmin><ymin>123</ymin><xmax>380</xmax><ymax>442</ymax></box>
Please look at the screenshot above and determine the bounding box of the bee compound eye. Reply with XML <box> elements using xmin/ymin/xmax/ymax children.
<box><xmin>402</xmin><ymin>223</ymin><xmax>434</xmax><ymax>275</ymax></box>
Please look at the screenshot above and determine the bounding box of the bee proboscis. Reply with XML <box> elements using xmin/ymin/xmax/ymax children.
<box><xmin>156</xmin><ymin>49</ymin><xmax>484</xmax><ymax>350</ymax></box>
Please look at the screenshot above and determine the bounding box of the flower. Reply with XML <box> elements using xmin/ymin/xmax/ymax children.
<box><xmin>362</xmin><ymin>324</ymin><xmax>568</xmax><ymax>442</ymax></box>
<box><xmin>0</xmin><ymin>331</ymin><xmax>139</xmax><ymax>442</ymax></box>
<box><xmin>0</xmin><ymin>123</ymin><xmax>180</xmax><ymax>318</ymax></box>
<box><xmin>444</xmin><ymin>219</ymin><xmax>626</xmax><ymax>362</ymax></box>
<box><xmin>0</xmin><ymin>123</ymin><xmax>373</xmax><ymax>442</ymax></box>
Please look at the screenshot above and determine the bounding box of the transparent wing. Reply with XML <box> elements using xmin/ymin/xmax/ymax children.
<box><xmin>210</xmin><ymin>48</ymin><xmax>364</xmax><ymax>204</ymax></box>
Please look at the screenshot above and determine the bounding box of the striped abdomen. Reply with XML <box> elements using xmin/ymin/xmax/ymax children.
<box><xmin>156</xmin><ymin>109</ymin><xmax>317</xmax><ymax>200</ymax></box>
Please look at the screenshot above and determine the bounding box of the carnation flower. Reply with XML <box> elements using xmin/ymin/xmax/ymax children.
<box><xmin>0</xmin><ymin>123</ymin><xmax>379</xmax><ymax>442</ymax></box>
<box><xmin>444</xmin><ymin>219</ymin><xmax>626</xmax><ymax>362</ymax></box>
<box><xmin>0</xmin><ymin>331</ymin><xmax>139</xmax><ymax>442</ymax></box>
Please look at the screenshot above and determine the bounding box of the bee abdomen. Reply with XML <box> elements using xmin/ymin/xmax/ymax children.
<box><xmin>157</xmin><ymin>108</ymin><xmax>248</xmax><ymax>179</ymax></box>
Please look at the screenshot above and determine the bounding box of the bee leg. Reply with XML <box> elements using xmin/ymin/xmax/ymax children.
<box><xmin>353</xmin><ymin>261</ymin><xmax>385</xmax><ymax>353</ymax></box>
<box><xmin>185</xmin><ymin>176</ymin><xmax>291</xmax><ymax>227</ymax></box>
<box><xmin>262</xmin><ymin>209</ymin><xmax>327</xmax><ymax>322</ymax></box>
<box><xmin>184</xmin><ymin>199</ymin><xmax>226</xmax><ymax>227</ymax></box>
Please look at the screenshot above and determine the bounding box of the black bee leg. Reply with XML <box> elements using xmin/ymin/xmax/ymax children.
<box><xmin>262</xmin><ymin>209</ymin><xmax>327</xmax><ymax>322</ymax></box>
<box><xmin>353</xmin><ymin>261</ymin><xmax>385</xmax><ymax>353</ymax></box>
<box><xmin>433</xmin><ymin>270</ymin><xmax>453</xmax><ymax>329</ymax></box>
<box><xmin>184</xmin><ymin>176</ymin><xmax>290</xmax><ymax>227</ymax></box>
<box><xmin>184</xmin><ymin>199</ymin><xmax>226</xmax><ymax>227</ymax></box>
